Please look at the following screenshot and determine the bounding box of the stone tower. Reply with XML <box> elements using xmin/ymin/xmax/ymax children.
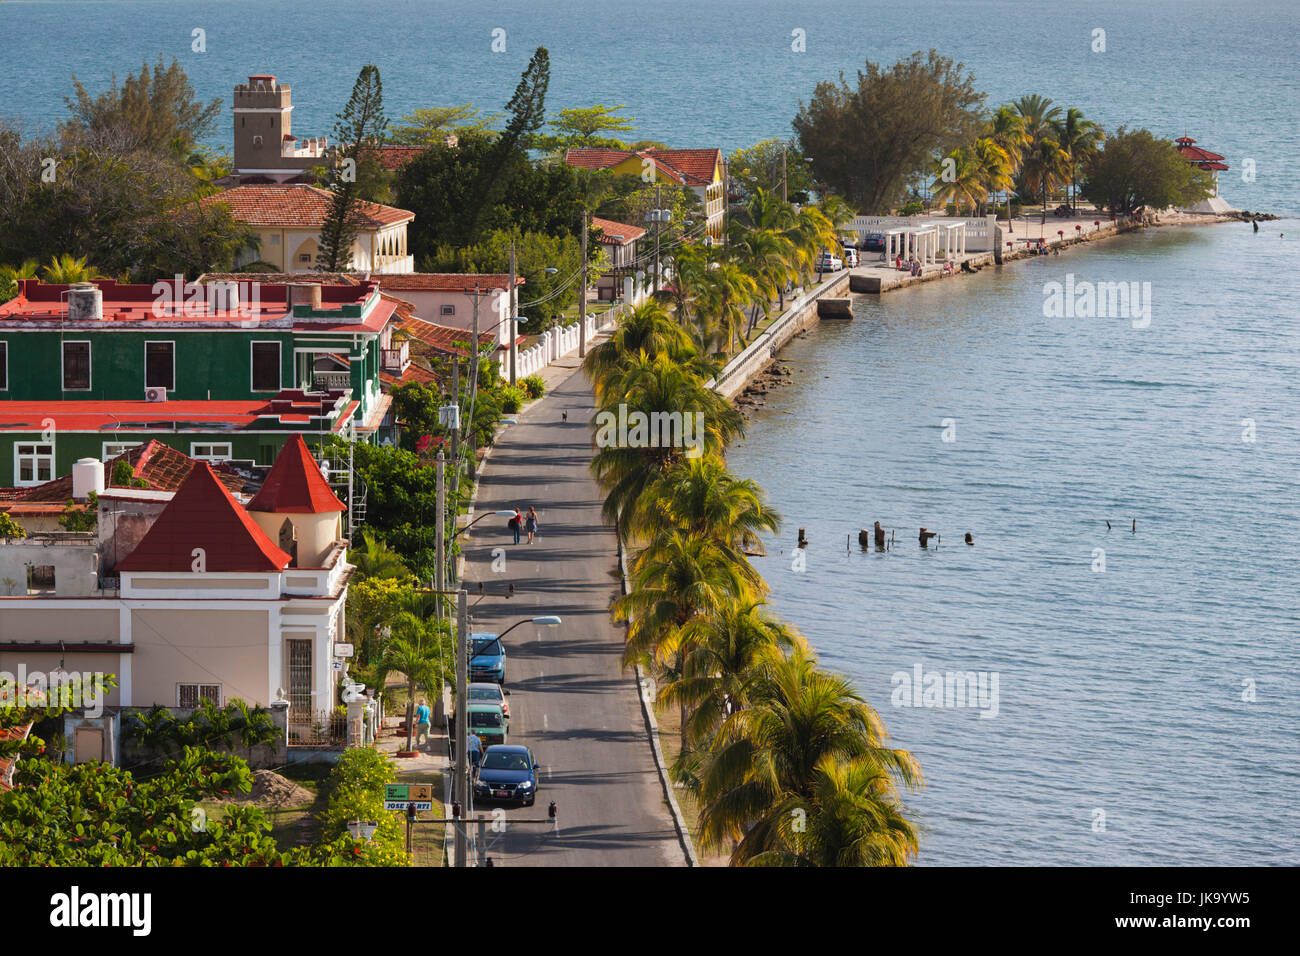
<box><xmin>232</xmin><ymin>74</ymin><xmax>327</xmax><ymax>183</ymax></box>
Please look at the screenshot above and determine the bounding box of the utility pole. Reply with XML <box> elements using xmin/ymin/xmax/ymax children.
<box><xmin>434</xmin><ymin>450</ymin><xmax>445</xmax><ymax>626</ymax></box>
<box><xmin>653</xmin><ymin>183</ymin><xmax>662</xmax><ymax>294</ymax></box>
<box><xmin>781</xmin><ymin>144</ymin><xmax>787</xmax><ymax>203</ymax></box>
<box><xmin>508</xmin><ymin>240</ymin><xmax>518</xmax><ymax>386</ymax></box>
<box><xmin>578</xmin><ymin>213</ymin><xmax>588</xmax><ymax>358</ymax></box>
<box><xmin>454</xmin><ymin>588</ymin><xmax>469</xmax><ymax>867</ymax></box>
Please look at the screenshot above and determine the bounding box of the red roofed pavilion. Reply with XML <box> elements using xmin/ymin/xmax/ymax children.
<box><xmin>117</xmin><ymin>463</ymin><xmax>291</xmax><ymax>573</ymax></box>
<box><xmin>248</xmin><ymin>434</ymin><xmax>345</xmax><ymax>514</ymax></box>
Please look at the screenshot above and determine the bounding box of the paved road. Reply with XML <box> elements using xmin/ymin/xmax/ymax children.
<box><xmin>458</xmin><ymin>354</ymin><xmax>683</xmax><ymax>867</ymax></box>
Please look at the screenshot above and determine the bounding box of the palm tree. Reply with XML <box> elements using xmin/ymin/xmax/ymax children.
<box><xmin>582</xmin><ymin>300</ymin><xmax>697</xmax><ymax>403</ymax></box>
<box><xmin>0</xmin><ymin>259</ymin><xmax>38</xmax><ymax>302</ymax></box>
<box><xmin>660</xmin><ymin>600</ymin><xmax>805</xmax><ymax>782</ymax></box>
<box><xmin>972</xmin><ymin>138</ymin><xmax>1014</xmax><ymax>217</ymax></box>
<box><xmin>930</xmin><ymin>148</ymin><xmax>988</xmax><ymax>215</ymax></box>
<box><xmin>590</xmin><ymin>354</ymin><xmax>744</xmax><ymax>533</ymax></box>
<box><xmin>374</xmin><ymin>611</ymin><xmax>451</xmax><ymax>753</ymax></box>
<box><xmin>1051</xmin><ymin>107</ymin><xmax>1104</xmax><ymax>213</ymax></box>
<box><xmin>786</xmin><ymin>205</ymin><xmax>838</xmax><ymax>287</ymax></box>
<box><xmin>696</xmin><ymin>643</ymin><xmax>922</xmax><ymax>866</ymax></box>
<box><xmin>634</xmin><ymin>455</ymin><xmax>781</xmax><ymax>558</ymax></box>
<box><xmin>615</xmin><ymin>530</ymin><xmax>758</xmax><ymax>753</ymax></box>
<box><xmin>41</xmin><ymin>255</ymin><xmax>102</xmax><ymax>284</ymax></box>
<box><xmin>1013</xmin><ymin>94</ymin><xmax>1063</xmax><ymax>147</ymax></box>
<box><xmin>747</xmin><ymin>753</ymin><xmax>921</xmax><ymax>866</ymax></box>
<box><xmin>728</xmin><ymin>227</ymin><xmax>796</xmax><ymax>336</ymax></box>
<box><xmin>655</xmin><ymin>241</ymin><xmax>710</xmax><ymax>330</ymax></box>
<box><xmin>698</xmin><ymin>260</ymin><xmax>759</xmax><ymax>355</ymax></box>
<box><xmin>1022</xmin><ymin>137</ymin><xmax>1071</xmax><ymax>225</ymax></box>
<box><xmin>986</xmin><ymin>106</ymin><xmax>1032</xmax><ymax>232</ymax></box>
<box><xmin>348</xmin><ymin>529</ymin><xmax>411</xmax><ymax>580</ymax></box>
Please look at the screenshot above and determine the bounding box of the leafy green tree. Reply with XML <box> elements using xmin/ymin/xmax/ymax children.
<box><xmin>0</xmin><ymin>123</ymin><xmax>252</xmax><ymax>279</ymax></box>
<box><xmin>317</xmin><ymin>65</ymin><xmax>388</xmax><ymax>271</ymax></box>
<box><xmin>0</xmin><ymin>511</ymin><xmax>26</xmax><ymax>539</ymax></box>
<box><xmin>397</xmin><ymin>132</ymin><xmax>584</xmax><ymax>251</ymax></box>
<box><xmin>388</xmin><ymin>104</ymin><xmax>496</xmax><ymax>144</ymax></box>
<box><xmin>58</xmin><ymin>491</ymin><xmax>98</xmax><ymax>532</ymax></box>
<box><xmin>1022</xmin><ymin>136</ymin><xmax>1071</xmax><ymax>222</ymax></box>
<box><xmin>729</xmin><ymin>139</ymin><xmax>813</xmax><ymax>202</ymax></box>
<box><xmin>540</xmin><ymin>104</ymin><xmax>636</xmax><ymax>150</ymax></box>
<box><xmin>1081</xmin><ymin>127</ymin><xmax>1213</xmax><ymax>215</ymax></box>
<box><xmin>61</xmin><ymin>56</ymin><xmax>222</xmax><ymax>157</ymax></box>
<box><xmin>793</xmin><ymin>50</ymin><xmax>985</xmax><ymax>213</ymax></box>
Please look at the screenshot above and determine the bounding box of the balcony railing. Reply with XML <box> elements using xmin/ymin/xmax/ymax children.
<box><xmin>381</xmin><ymin>341</ymin><xmax>410</xmax><ymax>374</ymax></box>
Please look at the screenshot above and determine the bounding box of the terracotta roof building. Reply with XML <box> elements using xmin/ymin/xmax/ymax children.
<box><xmin>201</xmin><ymin>183</ymin><xmax>415</xmax><ymax>274</ymax></box>
<box><xmin>565</xmin><ymin>147</ymin><xmax>726</xmax><ymax>241</ymax></box>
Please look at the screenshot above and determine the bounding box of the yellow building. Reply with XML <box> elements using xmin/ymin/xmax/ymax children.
<box><xmin>565</xmin><ymin>147</ymin><xmax>726</xmax><ymax>242</ymax></box>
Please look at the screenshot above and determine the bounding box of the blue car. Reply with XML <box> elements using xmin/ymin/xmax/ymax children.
<box><xmin>474</xmin><ymin>745</ymin><xmax>540</xmax><ymax>806</ymax></box>
<box><xmin>469</xmin><ymin>632</ymin><xmax>506</xmax><ymax>684</ymax></box>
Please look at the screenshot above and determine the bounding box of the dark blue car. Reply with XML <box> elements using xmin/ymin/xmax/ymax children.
<box><xmin>469</xmin><ymin>632</ymin><xmax>506</xmax><ymax>683</ymax></box>
<box><xmin>474</xmin><ymin>745</ymin><xmax>540</xmax><ymax>806</ymax></box>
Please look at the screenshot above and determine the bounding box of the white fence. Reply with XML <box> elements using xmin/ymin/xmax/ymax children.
<box><xmin>496</xmin><ymin>305</ymin><xmax>629</xmax><ymax>382</ymax></box>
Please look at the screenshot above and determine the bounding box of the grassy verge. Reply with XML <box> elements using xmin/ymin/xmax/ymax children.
<box><xmin>394</xmin><ymin>767</ymin><xmax>446</xmax><ymax>868</ymax></box>
<box><xmin>651</xmin><ymin>698</ymin><xmax>730</xmax><ymax>867</ymax></box>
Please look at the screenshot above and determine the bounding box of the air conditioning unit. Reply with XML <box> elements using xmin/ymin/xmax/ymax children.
<box><xmin>145</xmin><ymin>387</ymin><xmax>167</xmax><ymax>403</ymax></box>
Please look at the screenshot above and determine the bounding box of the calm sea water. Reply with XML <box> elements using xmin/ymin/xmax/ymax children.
<box><xmin>729</xmin><ymin>225</ymin><xmax>1300</xmax><ymax>865</ymax></box>
<box><xmin>2</xmin><ymin>1</ymin><xmax>1297</xmax><ymax>865</ymax></box>
<box><xmin>1</xmin><ymin>0</ymin><xmax>1297</xmax><ymax>214</ymax></box>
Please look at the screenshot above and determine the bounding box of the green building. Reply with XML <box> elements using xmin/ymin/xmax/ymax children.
<box><xmin>0</xmin><ymin>278</ymin><xmax>405</xmax><ymax>486</ymax></box>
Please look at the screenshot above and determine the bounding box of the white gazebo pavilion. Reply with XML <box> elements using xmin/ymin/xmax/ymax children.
<box><xmin>939</xmin><ymin>222</ymin><xmax>967</xmax><ymax>259</ymax></box>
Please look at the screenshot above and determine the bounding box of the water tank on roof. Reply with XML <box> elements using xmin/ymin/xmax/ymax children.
<box><xmin>72</xmin><ymin>458</ymin><xmax>105</xmax><ymax>501</ymax></box>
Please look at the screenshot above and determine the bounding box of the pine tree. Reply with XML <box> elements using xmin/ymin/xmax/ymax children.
<box><xmin>317</xmin><ymin>65</ymin><xmax>388</xmax><ymax>272</ymax></box>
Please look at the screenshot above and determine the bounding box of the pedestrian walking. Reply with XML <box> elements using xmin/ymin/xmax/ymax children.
<box><xmin>414</xmin><ymin>697</ymin><xmax>431</xmax><ymax>751</ymax></box>
<box><xmin>468</xmin><ymin>732</ymin><xmax>483</xmax><ymax>777</ymax></box>
<box><xmin>525</xmin><ymin>507</ymin><xmax>539</xmax><ymax>544</ymax></box>
<box><xmin>508</xmin><ymin>508</ymin><xmax>522</xmax><ymax>545</ymax></box>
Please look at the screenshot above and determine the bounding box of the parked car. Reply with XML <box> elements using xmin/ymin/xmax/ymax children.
<box><xmin>468</xmin><ymin>701</ymin><xmax>507</xmax><ymax>748</ymax></box>
<box><xmin>468</xmin><ymin>681</ymin><xmax>509</xmax><ymax>719</ymax></box>
<box><xmin>468</xmin><ymin>632</ymin><xmax>506</xmax><ymax>683</ymax></box>
<box><xmin>474</xmin><ymin>744</ymin><xmax>540</xmax><ymax>806</ymax></box>
<box><xmin>816</xmin><ymin>253</ymin><xmax>843</xmax><ymax>272</ymax></box>
<box><xmin>841</xmin><ymin>247</ymin><xmax>859</xmax><ymax>267</ymax></box>
<box><xmin>862</xmin><ymin>232</ymin><xmax>886</xmax><ymax>253</ymax></box>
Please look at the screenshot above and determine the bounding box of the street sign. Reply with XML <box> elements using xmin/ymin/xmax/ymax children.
<box><xmin>384</xmin><ymin>783</ymin><xmax>433</xmax><ymax>812</ymax></box>
<box><xmin>334</xmin><ymin>643</ymin><xmax>354</xmax><ymax>658</ymax></box>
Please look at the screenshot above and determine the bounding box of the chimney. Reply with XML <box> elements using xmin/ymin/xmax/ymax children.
<box><xmin>67</xmin><ymin>282</ymin><xmax>103</xmax><ymax>322</ymax></box>
<box><xmin>72</xmin><ymin>458</ymin><xmax>106</xmax><ymax>501</ymax></box>
<box><xmin>288</xmin><ymin>283</ymin><xmax>322</xmax><ymax>310</ymax></box>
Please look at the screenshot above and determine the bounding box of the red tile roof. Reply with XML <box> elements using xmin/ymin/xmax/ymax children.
<box><xmin>116</xmin><ymin>463</ymin><xmax>291</xmax><ymax>573</ymax></box>
<box><xmin>398</xmin><ymin>317</ymin><xmax>501</xmax><ymax>357</ymax></box>
<box><xmin>375</xmin><ymin>273</ymin><xmax>523</xmax><ymax>292</ymax></box>
<box><xmin>564</xmin><ymin>147</ymin><xmax>721</xmax><ymax>186</ymax></box>
<box><xmin>247</xmin><ymin>434</ymin><xmax>345</xmax><ymax>514</ymax></box>
<box><xmin>368</xmin><ymin>145</ymin><xmax>428</xmax><ymax>172</ymax></box>
<box><xmin>591</xmin><ymin>216</ymin><xmax>646</xmax><ymax>243</ymax></box>
<box><xmin>200</xmin><ymin>184</ymin><xmax>414</xmax><ymax>228</ymax></box>
<box><xmin>0</xmin><ymin>441</ymin><xmax>246</xmax><ymax>507</ymax></box>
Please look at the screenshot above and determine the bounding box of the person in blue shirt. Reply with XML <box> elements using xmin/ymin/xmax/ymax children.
<box><xmin>467</xmin><ymin>732</ymin><xmax>483</xmax><ymax>776</ymax></box>
<box><xmin>414</xmin><ymin>698</ymin><xmax>431</xmax><ymax>750</ymax></box>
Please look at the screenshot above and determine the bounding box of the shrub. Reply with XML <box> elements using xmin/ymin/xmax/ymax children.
<box><xmin>900</xmin><ymin>201</ymin><xmax>924</xmax><ymax>216</ymax></box>
<box><xmin>315</xmin><ymin>746</ymin><xmax>411</xmax><ymax>866</ymax></box>
<box><xmin>499</xmin><ymin>385</ymin><xmax>527</xmax><ymax>414</ymax></box>
<box><xmin>0</xmin><ymin>512</ymin><xmax>25</xmax><ymax>540</ymax></box>
<box><xmin>522</xmin><ymin>374</ymin><xmax>546</xmax><ymax>399</ymax></box>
